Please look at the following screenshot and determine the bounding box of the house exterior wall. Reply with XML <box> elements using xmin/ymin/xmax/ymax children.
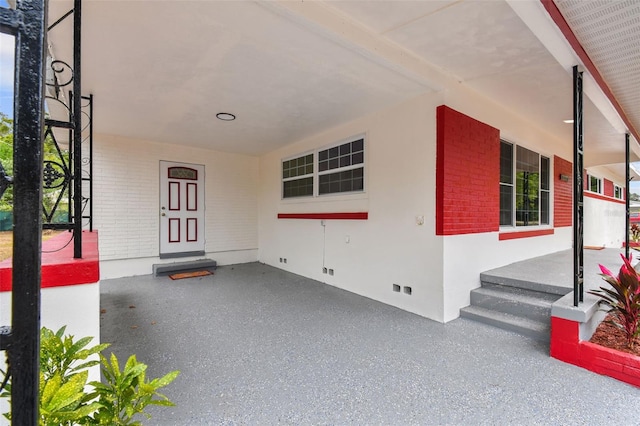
<box><xmin>94</xmin><ymin>134</ymin><xmax>260</xmax><ymax>278</ymax></box>
<box><xmin>258</xmin><ymin>83</ymin><xmax>597</xmax><ymax>322</ymax></box>
<box><xmin>584</xmin><ymin>165</ymin><xmax>626</xmax><ymax>248</ymax></box>
<box><xmin>258</xmin><ymin>94</ymin><xmax>446</xmax><ymax>321</ymax></box>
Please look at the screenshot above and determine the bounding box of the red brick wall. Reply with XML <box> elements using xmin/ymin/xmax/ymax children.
<box><xmin>436</xmin><ymin>106</ymin><xmax>500</xmax><ymax>235</ymax></box>
<box><xmin>604</xmin><ymin>178</ymin><xmax>614</xmax><ymax>197</ymax></box>
<box><xmin>554</xmin><ymin>156</ymin><xmax>572</xmax><ymax>227</ymax></box>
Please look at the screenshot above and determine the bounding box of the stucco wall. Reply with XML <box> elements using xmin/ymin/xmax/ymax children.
<box><xmin>259</xmin><ymin>94</ymin><xmax>446</xmax><ymax>321</ymax></box>
<box><xmin>93</xmin><ymin>135</ymin><xmax>260</xmax><ymax>278</ymax></box>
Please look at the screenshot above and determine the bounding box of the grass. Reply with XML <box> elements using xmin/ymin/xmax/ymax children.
<box><xmin>0</xmin><ymin>230</ymin><xmax>62</xmax><ymax>262</ymax></box>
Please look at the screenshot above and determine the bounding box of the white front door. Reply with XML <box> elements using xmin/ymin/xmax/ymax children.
<box><xmin>159</xmin><ymin>161</ymin><xmax>205</xmax><ymax>257</ymax></box>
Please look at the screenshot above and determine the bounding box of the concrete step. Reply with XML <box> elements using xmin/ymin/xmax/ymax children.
<box><xmin>459</xmin><ymin>305</ymin><xmax>549</xmax><ymax>342</ymax></box>
<box><xmin>153</xmin><ymin>259</ymin><xmax>217</xmax><ymax>276</ymax></box>
<box><xmin>470</xmin><ymin>286</ymin><xmax>555</xmax><ymax>324</ymax></box>
<box><xmin>480</xmin><ymin>272</ymin><xmax>571</xmax><ymax>296</ymax></box>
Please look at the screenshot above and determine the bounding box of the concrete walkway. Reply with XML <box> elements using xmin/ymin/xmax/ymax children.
<box><xmin>101</xmin><ymin>262</ymin><xmax>640</xmax><ymax>425</ymax></box>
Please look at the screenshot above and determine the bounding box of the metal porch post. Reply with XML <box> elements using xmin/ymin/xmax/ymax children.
<box><xmin>73</xmin><ymin>0</ymin><xmax>83</xmax><ymax>258</ymax></box>
<box><xmin>626</xmin><ymin>133</ymin><xmax>631</xmax><ymax>260</ymax></box>
<box><xmin>573</xmin><ymin>65</ymin><xmax>584</xmax><ymax>307</ymax></box>
<box><xmin>0</xmin><ymin>0</ymin><xmax>48</xmax><ymax>422</ymax></box>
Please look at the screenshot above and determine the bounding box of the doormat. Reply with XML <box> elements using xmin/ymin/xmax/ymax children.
<box><xmin>169</xmin><ymin>270</ymin><xmax>213</xmax><ymax>280</ymax></box>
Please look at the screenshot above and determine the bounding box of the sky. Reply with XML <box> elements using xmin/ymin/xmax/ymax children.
<box><xmin>0</xmin><ymin>31</ymin><xmax>14</xmax><ymax>117</ymax></box>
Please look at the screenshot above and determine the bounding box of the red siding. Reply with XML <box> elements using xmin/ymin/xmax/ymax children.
<box><xmin>436</xmin><ymin>106</ymin><xmax>500</xmax><ymax>235</ymax></box>
<box><xmin>554</xmin><ymin>156</ymin><xmax>572</xmax><ymax>227</ymax></box>
<box><xmin>603</xmin><ymin>178</ymin><xmax>614</xmax><ymax>197</ymax></box>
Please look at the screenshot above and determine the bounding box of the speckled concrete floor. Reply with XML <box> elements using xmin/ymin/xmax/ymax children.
<box><xmin>100</xmin><ymin>262</ymin><xmax>640</xmax><ymax>425</ymax></box>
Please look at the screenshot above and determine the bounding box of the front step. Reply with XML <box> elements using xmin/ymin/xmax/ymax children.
<box><xmin>153</xmin><ymin>259</ymin><xmax>217</xmax><ymax>276</ymax></box>
<box><xmin>460</xmin><ymin>305</ymin><xmax>549</xmax><ymax>341</ymax></box>
<box><xmin>470</xmin><ymin>285</ymin><xmax>556</xmax><ymax>324</ymax></box>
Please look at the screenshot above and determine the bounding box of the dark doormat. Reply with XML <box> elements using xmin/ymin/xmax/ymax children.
<box><xmin>169</xmin><ymin>270</ymin><xmax>213</xmax><ymax>280</ymax></box>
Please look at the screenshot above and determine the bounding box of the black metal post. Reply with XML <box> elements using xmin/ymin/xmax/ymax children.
<box><xmin>88</xmin><ymin>94</ymin><xmax>93</xmax><ymax>231</ymax></box>
<box><xmin>626</xmin><ymin>133</ymin><xmax>631</xmax><ymax>260</ymax></box>
<box><xmin>2</xmin><ymin>0</ymin><xmax>48</xmax><ymax>422</ymax></box>
<box><xmin>73</xmin><ymin>0</ymin><xmax>83</xmax><ymax>258</ymax></box>
<box><xmin>573</xmin><ymin>65</ymin><xmax>584</xmax><ymax>307</ymax></box>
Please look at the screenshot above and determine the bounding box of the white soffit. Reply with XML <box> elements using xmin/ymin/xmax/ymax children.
<box><xmin>554</xmin><ymin>0</ymin><xmax>640</xmax><ymax>140</ymax></box>
<box><xmin>507</xmin><ymin>0</ymin><xmax>628</xmax><ymax>136</ymax></box>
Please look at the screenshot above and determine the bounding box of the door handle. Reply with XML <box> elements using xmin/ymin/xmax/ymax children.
<box><xmin>161</xmin><ymin>213</ymin><xmax>166</xmax><ymax>217</ymax></box>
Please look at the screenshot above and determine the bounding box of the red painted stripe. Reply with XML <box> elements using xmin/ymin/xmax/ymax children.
<box><xmin>584</xmin><ymin>191</ymin><xmax>625</xmax><ymax>205</ymax></box>
<box><xmin>0</xmin><ymin>230</ymin><xmax>100</xmax><ymax>292</ymax></box>
<box><xmin>278</xmin><ymin>212</ymin><xmax>368</xmax><ymax>220</ymax></box>
<box><xmin>540</xmin><ymin>0</ymin><xmax>640</xmax><ymax>145</ymax></box>
<box><xmin>499</xmin><ymin>229</ymin><xmax>554</xmax><ymax>240</ymax></box>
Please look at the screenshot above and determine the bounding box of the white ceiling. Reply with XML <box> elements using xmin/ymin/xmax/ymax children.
<box><xmin>45</xmin><ymin>0</ymin><xmax>639</xmax><ymax>164</ymax></box>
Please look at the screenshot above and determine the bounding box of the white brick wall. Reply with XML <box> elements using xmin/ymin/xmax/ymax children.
<box><xmin>93</xmin><ymin>134</ymin><xmax>259</xmax><ymax>267</ymax></box>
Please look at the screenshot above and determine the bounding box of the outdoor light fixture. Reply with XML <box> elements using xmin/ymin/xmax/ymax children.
<box><xmin>563</xmin><ymin>119</ymin><xmax>574</xmax><ymax>124</ymax></box>
<box><xmin>559</xmin><ymin>174</ymin><xmax>570</xmax><ymax>182</ymax></box>
<box><xmin>216</xmin><ymin>112</ymin><xmax>236</xmax><ymax>121</ymax></box>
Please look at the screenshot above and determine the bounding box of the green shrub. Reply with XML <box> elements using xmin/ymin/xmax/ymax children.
<box><xmin>1</xmin><ymin>326</ymin><xmax>179</xmax><ymax>425</ymax></box>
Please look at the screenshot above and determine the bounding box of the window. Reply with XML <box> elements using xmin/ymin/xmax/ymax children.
<box><xmin>615</xmin><ymin>185</ymin><xmax>623</xmax><ymax>200</ymax></box>
<box><xmin>588</xmin><ymin>175</ymin><xmax>602</xmax><ymax>194</ymax></box>
<box><xmin>282</xmin><ymin>154</ymin><xmax>314</xmax><ymax>198</ymax></box>
<box><xmin>318</xmin><ymin>138</ymin><xmax>364</xmax><ymax>195</ymax></box>
<box><xmin>500</xmin><ymin>140</ymin><xmax>550</xmax><ymax>227</ymax></box>
<box><xmin>282</xmin><ymin>137</ymin><xmax>365</xmax><ymax>199</ymax></box>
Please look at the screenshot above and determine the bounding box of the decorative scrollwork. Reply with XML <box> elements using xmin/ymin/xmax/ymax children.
<box><xmin>46</xmin><ymin>59</ymin><xmax>74</xmax><ymax>100</ymax></box>
<box><xmin>42</xmin><ymin>161</ymin><xmax>69</xmax><ymax>189</ymax></box>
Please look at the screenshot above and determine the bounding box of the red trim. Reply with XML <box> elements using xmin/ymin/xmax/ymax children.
<box><xmin>551</xmin><ymin>316</ymin><xmax>640</xmax><ymax>388</ymax></box>
<box><xmin>0</xmin><ymin>231</ymin><xmax>99</xmax><ymax>292</ymax></box>
<box><xmin>169</xmin><ymin>181</ymin><xmax>180</xmax><ymax>211</ymax></box>
<box><xmin>187</xmin><ymin>182</ymin><xmax>197</xmax><ymax>211</ymax></box>
<box><xmin>277</xmin><ymin>212</ymin><xmax>368</xmax><ymax>220</ymax></box>
<box><xmin>499</xmin><ymin>229</ymin><xmax>554</xmax><ymax>240</ymax></box>
<box><xmin>584</xmin><ymin>191</ymin><xmax>625</xmax><ymax>205</ymax></box>
<box><xmin>169</xmin><ymin>218</ymin><xmax>181</xmax><ymax>242</ymax></box>
<box><xmin>187</xmin><ymin>218</ymin><xmax>197</xmax><ymax>242</ymax></box>
<box><xmin>540</xmin><ymin>0</ymin><xmax>640</xmax><ymax>145</ymax></box>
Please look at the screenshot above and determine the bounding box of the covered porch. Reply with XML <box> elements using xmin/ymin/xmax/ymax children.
<box><xmin>100</xmin><ymin>260</ymin><xmax>639</xmax><ymax>424</ymax></box>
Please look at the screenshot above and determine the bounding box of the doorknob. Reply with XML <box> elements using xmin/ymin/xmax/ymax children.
<box><xmin>161</xmin><ymin>213</ymin><xmax>166</xmax><ymax>216</ymax></box>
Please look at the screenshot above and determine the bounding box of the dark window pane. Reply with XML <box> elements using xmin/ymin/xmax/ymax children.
<box><xmin>329</xmin><ymin>147</ymin><xmax>339</xmax><ymax>158</ymax></box>
<box><xmin>330</xmin><ymin>182</ymin><xmax>340</xmax><ymax>193</ymax></box>
<box><xmin>305</xmin><ymin>154</ymin><xmax>313</xmax><ymax>164</ymax></box>
<box><xmin>283</xmin><ymin>169</ymin><xmax>289</xmax><ymax>179</ymax></box>
<box><xmin>500</xmin><ymin>184</ymin><xmax>513</xmax><ymax>226</ymax></box>
<box><xmin>352</xmin><ymin>152</ymin><xmax>364</xmax><ymax>165</ymax></box>
<box><xmin>319</xmin><ymin>183</ymin><xmax>330</xmax><ymax>194</ymax></box>
<box><xmin>541</xmin><ymin>157</ymin><xmax>549</xmax><ymax>190</ymax></box>
<box><xmin>319</xmin><ymin>160</ymin><xmax>328</xmax><ymax>172</ymax></box>
<box><xmin>500</xmin><ymin>141</ymin><xmax>513</xmax><ymax>184</ymax></box>
<box><xmin>352</xmin><ymin>138</ymin><xmax>364</xmax><ymax>152</ymax></box>
<box><xmin>329</xmin><ymin>158</ymin><xmax>339</xmax><ymax>170</ymax></box>
<box><xmin>340</xmin><ymin>143</ymin><xmax>351</xmax><ymax>155</ymax></box>
<box><xmin>319</xmin><ymin>150</ymin><xmax>328</xmax><ymax>161</ymax></box>
<box><xmin>353</xmin><ymin>167</ymin><xmax>363</xmax><ymax>178</ymax></box>
<box><xmin>306</xmin><ymin>164</ymin><xmax>313</xmax><ymax>174</ymax></box>
<box><xmin>353</xmin><ymin>178</ymin><xmax>364</xmax><ymax>191</ymax></box>
<box><xmin>341</xmin><ymin>179</ymin><xmax>353</xmax><ymax>192</ymax></box>
<box><xmin>298</xmin><ymin>166</ymin><xmax>305</xmax><ymax>176</ymax></box>
<box><xmin>541</xmin><ymin>191</ymin><xmax>549</xmax><ymax>225</ymax></box>
<box><xmin>283</xmin><ymin>177</ymin><xmax>313</xmax><ymax>198</ymax></box>
<box><xmin>340</xmin><ymin>155</ymin><xmax>350</xmax><ymax>167</ymax></box>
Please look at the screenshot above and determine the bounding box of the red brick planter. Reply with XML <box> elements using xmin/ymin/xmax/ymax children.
<box><xmin>551</xmin><ymin>316</ymin><xmax>640</xmax><ymax>387</ymax></box>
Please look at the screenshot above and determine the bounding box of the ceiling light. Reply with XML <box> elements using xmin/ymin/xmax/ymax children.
<box><xmin>563</xmin><ymin>119</ymin><xmax>574</xmax><ymax>124</ymax></box>
<box><xmin>216</xmin><ymin>113</ymin><xmax>236</xmax><ymax>121</ymax></box>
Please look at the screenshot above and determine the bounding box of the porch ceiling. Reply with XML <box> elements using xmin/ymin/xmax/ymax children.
<box><xmin>46</xmin><ymin>0</ymin><xmax>639</xmax><ymax>164</ymax></box>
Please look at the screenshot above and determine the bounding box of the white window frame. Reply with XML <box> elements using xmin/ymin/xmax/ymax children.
<box><xmin>281</xmin><ymin>151</ymin><xmax>314</xmax><ymax>199</ymax></box>
<box><xmin>614</xmin><ymin>184</ymin><xmax>623</xmax><ymax>200</ymax></box>
<box><xmin>588</xmin><ymin>174</ymin><xmax>602</xmax><ymax>194</ymax></box>
<box><xmin>281</xmin><ymin>134</ymin><xmax>366</xmax><ymax>200</ymax></box>
<box><xmin>499</xmin><ymin>139</ymin><xmax>551</xmax><ymax>229</ymax></box>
